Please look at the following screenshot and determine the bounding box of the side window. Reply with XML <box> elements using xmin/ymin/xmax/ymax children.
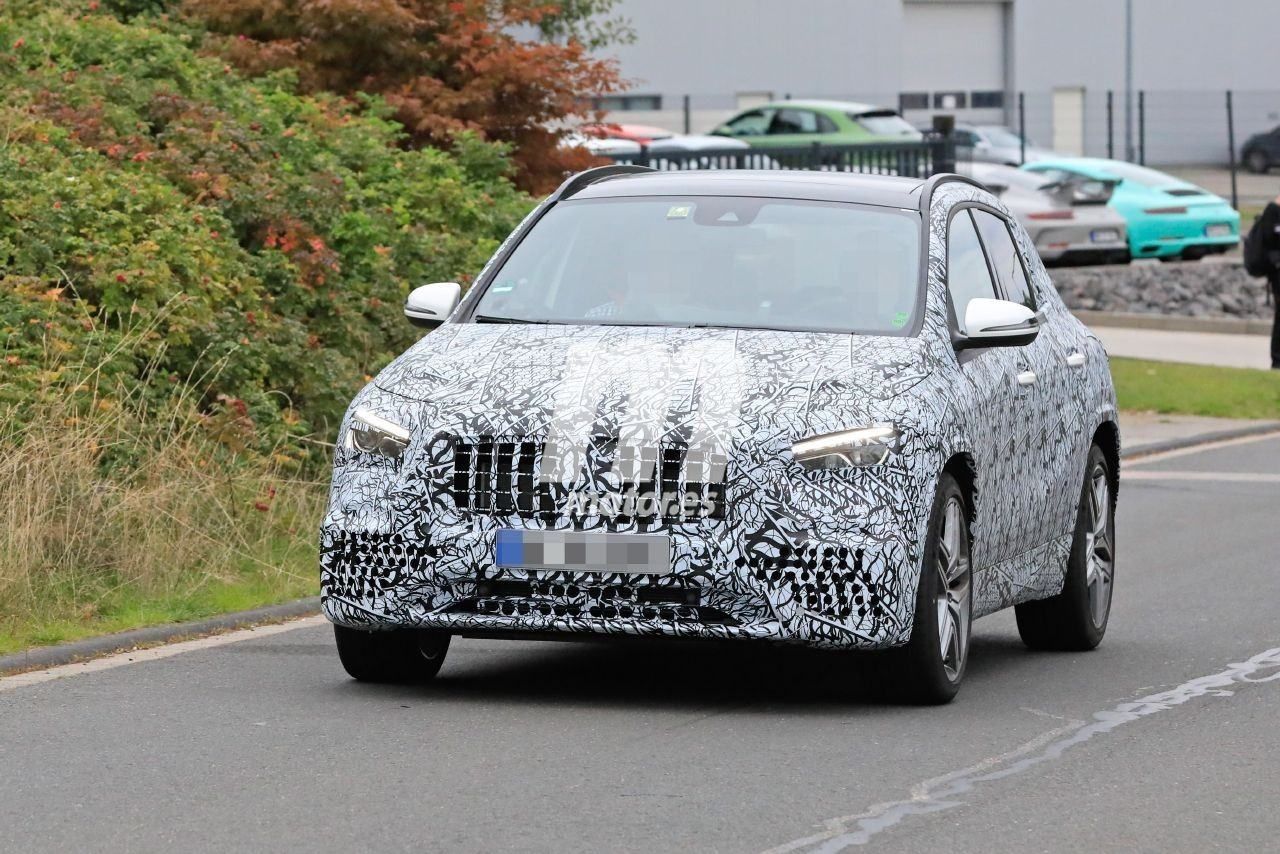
<box><xmin>725</xmin><ymin>109</ymin><xmax>773</xmax><ymax>136</ymax></box>
<box><xmin>816</xmin><ymin>112</ymin><xmax>838</xmax><ymax>134</ymax></box>
<box><xmin>947</xmin><ymin>210</ymin><xmax>998</xmax><ymax>331</ymax></box>
<box><xmin>770</xmin><ymin>109</ymin><xmax>821</xmax><ymax>135</ymax></box>
<box><xmin>972</xmin><ymin>210</ymin><xmax>1035</xmax><ymax>310</ymax></box>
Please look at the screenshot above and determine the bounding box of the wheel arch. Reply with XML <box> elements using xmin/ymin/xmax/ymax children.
<box><xmin>1092</xmin><ymin>419</ymin><xmax>1121</xmax><ymax>499</ymax></box>
<box><xmin>941</xmin><ymin>451</ymin><xmax>979</xmax><ymax>526</ymax></box>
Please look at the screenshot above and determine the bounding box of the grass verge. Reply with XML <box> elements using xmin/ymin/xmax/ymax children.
<box><xmin>1112</xmin><ymin>357</ymin><xmax>1280</xmax><ymax>420</ymax></box>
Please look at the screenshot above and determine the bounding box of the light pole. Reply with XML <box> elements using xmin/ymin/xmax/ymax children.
<box><xmin>1124</xmin><ymin>0</ymin><xmax>1134</xmax><ymax>162</ymax></box>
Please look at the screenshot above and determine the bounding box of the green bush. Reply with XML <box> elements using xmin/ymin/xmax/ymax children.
<box><xmin>0</xmin><ymin>3</ymin><xmax>533</xmax><ymax>449</ymax></box>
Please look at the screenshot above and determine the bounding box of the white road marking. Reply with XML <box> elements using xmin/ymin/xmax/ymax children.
<box><xmin>0</xmin><ymin>615</ymin><xmax>327</xmax><ymax>693</ymax></box>
<box><xmin>1125</xmin><ymin>430</ymin><xmax>1280</xmax><ymax>466</ymax></box>
<box><xmin>1124</xmin><ymin>470</ymin><xmax>1280</xmax><ymax>483</ymax></box>
<box><xmin>765</xmin><ymin>646</ymin><xmax>1280</xmax><ymax>853</ymax></box>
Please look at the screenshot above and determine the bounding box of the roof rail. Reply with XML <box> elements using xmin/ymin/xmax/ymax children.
<box><xmin>918</xmin><ymin>172</ymin><xmax>988</xmax><ymax>215</ymax></box>
<box><xmin>550</xmin><ymin>164</ymin><xmax>656</xmax><ymax>202</ymax></box>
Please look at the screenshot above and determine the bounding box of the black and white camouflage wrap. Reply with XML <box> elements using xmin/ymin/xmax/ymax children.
<box><xmin>320</xmin><ymin>179</ymin><xmax>1118</xmax><ymax>650</ymax></box>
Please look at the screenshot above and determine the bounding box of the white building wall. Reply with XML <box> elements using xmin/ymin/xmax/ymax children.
<box><xmin>600</xmin><ymin>0</ymin><xmax>1280</xmax><ymax>162</ymax></box>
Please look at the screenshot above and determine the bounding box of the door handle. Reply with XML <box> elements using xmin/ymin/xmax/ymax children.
<box><xmin>1016</xmin><ymin>370</ymin><xmax>1038</xmax><ymax>386</ymax></box>
<box><xmin>1066</xmin><ymin>352</ymin><xmax>1087</xmax><ymax>367</ymax></box>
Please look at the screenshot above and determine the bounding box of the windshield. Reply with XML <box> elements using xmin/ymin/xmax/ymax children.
<box><xmin>977</xmin><ymin>126</ymin><xmax>1030</xmax><ymax>148</ymax></box>
<box><xmin>471</xmin><ymin>197</ymin><xmax>921</xmax><ymax>335</ymax></box>
<box><xmin>851</xmin><ymin>111</ymin><xmax>921</xmax><ymax>138</ymax></box>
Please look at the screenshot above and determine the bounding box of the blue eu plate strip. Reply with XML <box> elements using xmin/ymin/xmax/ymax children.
<box><xmin>495</xmin><ymin>529</ymin><xmax>523</xmax><ymax>567</ymax></box>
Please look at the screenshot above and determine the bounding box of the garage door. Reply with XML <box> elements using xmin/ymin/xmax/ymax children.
<box><xmin>901</xmin><ymin>1</ymin><xmax>1007</xmax><ymax>120</ymax></box>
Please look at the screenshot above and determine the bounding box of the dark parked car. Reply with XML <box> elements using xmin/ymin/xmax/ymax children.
<box><xmin>1242</xmin><ymin>126</ymin><xmax>1280</xmax><ymax>174</ymax></box>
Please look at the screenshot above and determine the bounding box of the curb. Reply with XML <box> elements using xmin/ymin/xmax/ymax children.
<box><xmin>0</xmin><ymin>597</ymin><xmax>321</xmax><ymax>676</ymax></box>
<box><xmin>1122</xmin><ymin>421</ymin><xmax>1280</xmax><ymax>460</ymax></box>
<box><xmin>6</xmin><ymin>420</ymin><xmax>1280</xmax><ymax>674</ymax></box>
<box><xmin>1072</xmin><ymin>309</ymin><xmax>1272</xmax><ymax>337</ymax></box>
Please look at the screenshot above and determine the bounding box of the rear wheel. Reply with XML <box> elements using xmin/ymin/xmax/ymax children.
<box><xmin>1015</xmin><ymin>444</ymin><xmax>1115</xmax><ymax>650</ymax></box>
<box><xmin>1245</xmin><ymin>149</ymin><xmax>1271</xmax><ymax>174</ymax></box>
<box><xmin>893</xmin><ymin>473</ymin><xmax>972</xmax><ymax>704</ymax></box>
<box><xmin>334</xmin><ymin>625</ymin><xmax>451</xmax><ymax>683</ymax></box>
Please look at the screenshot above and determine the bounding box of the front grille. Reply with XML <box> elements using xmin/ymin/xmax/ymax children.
<box><xmin>451</xmin><ymin>435</ymin><xmax>726</xmax><ymax>521</ymax></box>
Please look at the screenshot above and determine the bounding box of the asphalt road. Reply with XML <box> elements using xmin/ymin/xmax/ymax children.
<box><xmin>3</xmin><ymin>436</ymin><xmax>1280</xmax><ymax>854</ymax></box>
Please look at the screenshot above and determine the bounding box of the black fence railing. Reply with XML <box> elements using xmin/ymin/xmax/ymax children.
<box><xmin>605</xmin><ymin>134</ymin><xmax>963</xmax><ymax>178</ymax></box>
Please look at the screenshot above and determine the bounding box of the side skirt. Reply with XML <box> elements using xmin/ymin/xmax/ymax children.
<box><xmin>972</xmin><ymin>533</ymin><xmax>1072</xmax><ymax>619</ymax></box>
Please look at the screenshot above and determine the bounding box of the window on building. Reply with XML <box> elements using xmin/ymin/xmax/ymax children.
<box><xmin>591</xmin><ymin>94</ymin><xmax>662</xmax><ymax>112</ymax></box>
<box><xmin>971</xmin><ymin>91</ymin><xmax>1006</xmax><ymax>109</ymax></box>
<box><xmin>899</xmin><ymin>92</ymin><xmax>930</xmax><ymax>111</ymax></box>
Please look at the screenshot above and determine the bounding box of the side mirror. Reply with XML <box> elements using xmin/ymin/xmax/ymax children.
<box><xmin>405</xmin><ymin>282</ymin><xmax>461</xmax><ymax>329</ymax></box>
<box><xmin>956</xmin><ymin>298</ymin><xmax>1040</xmax><ymax>349</ymax></box>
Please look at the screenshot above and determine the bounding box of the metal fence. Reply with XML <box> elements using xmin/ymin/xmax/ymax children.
<box><xmin>601</xmin><ymin>89</ymin><xmax>1280</xmax><ymax>171</ymax></box>
<box><xmin>605</xmin><ymin>135</ymin><xmax>962</xmax><ymax>179</ymax></box>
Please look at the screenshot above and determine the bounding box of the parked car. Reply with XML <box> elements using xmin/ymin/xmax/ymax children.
<box><xmin>1022</xmin><ymin>158</ymin><xmax>1240</xmax><ymax>261</ymax></box>
<box><xmin>949</xmin><ymin>124</ymin><xmax>1056</xmax><ymax>166</ymax></box>
<box><xmin>962</xmin><ymin>163</ymin><xmax>1129</xmax><ymax>266</ymax></box>
<box><xmin>567</xmin><ymin>133</ymin><xmax>641</xmax><ymax>157</ymax></box>
<box><xmin>581</xmin><ymin>123</ymin><xmax>675</xmax><ymax>145</ymax></box>
<box><xmin>1241</xmin><ymin>125</ymin><xmax>1280</xmax><ymax>174</ymax></box>
<box><xmin>712</xmin><ymin>100</ymin><xmax>923</xmax><ymax>149</ymax></box>
<box><xmin>322</xmin><ymin>166</ymin><xmax>1120</xmax><ymax>704</ymax></box>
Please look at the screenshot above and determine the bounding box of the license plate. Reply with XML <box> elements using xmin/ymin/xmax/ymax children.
<box><xmin>1090</xmin><ymin>229</ymin><xmax>1121</xmax><ymax>243</ymax></box>
<box><xmin>1205</xmin><ymin>224</ymin><xmax>1233</xmax><ymax>238</ymax></box>
<box><xmin>495</xmin><ymin>530</ymin><xmax>672</xmax><ymax>574</ymax></box>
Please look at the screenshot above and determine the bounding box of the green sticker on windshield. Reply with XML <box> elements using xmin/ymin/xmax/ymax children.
<box><xmin>892</xmin><ymin>311</ymin><xmax>910</xmax><ymax>328</ymax></box>
<box><xmin>666</xmin><ymin>205</ymin><xmax>692</xmax><ymax>220</ymax></box>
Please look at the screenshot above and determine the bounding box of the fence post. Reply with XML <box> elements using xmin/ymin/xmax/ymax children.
<box><xmin>682</xmin><ymin>94</ymin><xmax>691</xmax><ymax>135</ymax></box>
<box><xmin>1018</xmin><ymin>92</ymin><xmax>1027</xmax><ymax>165</ymax></box>
<box><xmin>1226</xmin><ymin>90</ymin><xmax>1239</xmax><ymax>211</ymax></box>
<box><xmin>637</xmin><ymin>144</ymin><xmax>650</xmax><ymax>168</ymax></box>
<box><xmin>1138</xmin><ymin>90</ymin><xmax>1146</xmax><ymax>164</ymax></box>
<box><xmin>1106</xmin><ymin>90</ymin><xmax>1115</xmax><ymax>160</ymax></box>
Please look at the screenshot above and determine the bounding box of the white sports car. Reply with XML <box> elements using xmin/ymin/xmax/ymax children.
<box><xmin>321</xmin><ymin>167</ymin><xmax>1120</xmax><ymax>702</ymax></box>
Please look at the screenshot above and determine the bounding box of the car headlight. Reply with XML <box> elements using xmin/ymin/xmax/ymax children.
<box><xmin>792</xmin><ymin>424</ymin><xmax>898</xmax><ymax>470</ymax></box>
<box><xmin>342</xmin><ymin>408</ymin><xmax>412</xmax><ymax>461</ymax></box>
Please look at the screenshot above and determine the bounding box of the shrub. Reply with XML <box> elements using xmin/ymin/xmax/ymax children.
<box><xmin>0</xmin><ymin>3</ymin><xmax>533</xmax><ymax>448</ymax></box>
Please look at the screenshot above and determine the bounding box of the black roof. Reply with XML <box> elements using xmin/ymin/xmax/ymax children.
<box><xmin>568</xmin><ymin>169</ymin><xmax>927</xmax><ymax>208</ymax></box>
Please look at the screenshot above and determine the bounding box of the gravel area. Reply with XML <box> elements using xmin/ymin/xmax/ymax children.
<box><xmin>1052</xmin><ymin>260</ymin><xmax>1273</xmax><ymax>319</ymax></box>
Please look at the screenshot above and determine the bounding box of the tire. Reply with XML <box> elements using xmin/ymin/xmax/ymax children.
<box><xmin>892</xmin><ymin>472</ymin><xmax>973</xmax><ymax>704</ymax></box>
<box><xmin>1244</xmin><ymin>149</ymin><xmax>1270</xmax><ymax>175</ymax></box>
<box><xmin>334</xmin><ymin>624</ymin><xmax>451</xmax><ymax>683</ymax></box>
<box><xmin>1015</xmin><ymin>444</ymin><xmax>1115</xmax><ymax>651</ymax></box>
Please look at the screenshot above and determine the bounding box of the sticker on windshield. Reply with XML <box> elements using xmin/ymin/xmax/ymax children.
<box><xmin>666</xmin><ymin>205</ymin><xmax>693</xmax><ymax>220</ymax></box>
<box><xmin>892</xmin><ymin>311</ymin><xmax>910</xmax><ymax>328</ymax></box>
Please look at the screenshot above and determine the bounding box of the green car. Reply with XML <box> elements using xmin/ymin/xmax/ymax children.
<box><xmin>712</xmin><ymin>100</ymin><xmax>922</xmax><ymax>148</ymax></box>
<box><xmin>1022</xmin><ymin>158</ymin><xmax>1240</xmax><ymax>261</ymax></box>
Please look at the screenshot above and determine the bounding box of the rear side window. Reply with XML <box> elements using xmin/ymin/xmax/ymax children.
<box><xmin>770</xmin><ymin>109</ymin><xmax>822</xmax><ymax>134</ymax></box>
<box><xmin>972</xmin><ymin>210</ymin><xmax>1035</xmax><ymax>310</ymax></box>
<box><xmin>947</xmin><ymin>210</ymin><xmax>998</xmax><ymax>331</ymax></box>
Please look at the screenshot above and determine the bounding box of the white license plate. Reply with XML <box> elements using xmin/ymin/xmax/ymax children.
<box><xmin>1205</xmin><ymin>224</ymin><xmax>1233</xmax><ymax>238</ymax></box>
<box><xmin>495</xmin><ymin>530</ymin><xmax>672</xmax><ymax>574</ymax></box>
<box><xmin>1090</xmin><ymin>229</ymin><xmax>1121</xmax><ymax>243</ymax></box>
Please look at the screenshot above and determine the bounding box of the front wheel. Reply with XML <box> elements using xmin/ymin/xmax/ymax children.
<box><xmin>892</xmin><ymin>473</ymin><xmax>973</xmax><ymax>704</ymax></box>
<box><xmin>1245</xmin><ymin>149</ymin><xmax>1271</xmax><ymax>174</ymax></box>
<box><xmin>1015</xmin><ymin>444</ymin><xmax>1115</xmax><ymax>650</ymax></box>
<box><xmin>334</xmin><ymin>625</ymin><xmax>451</xmax><ymax>683</ymax></box>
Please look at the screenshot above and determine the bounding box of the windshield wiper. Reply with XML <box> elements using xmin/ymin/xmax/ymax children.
<box><xmin>473</xmin><ymin>314</ymin><xmax>554</xmax><ymax>325</ymax></box>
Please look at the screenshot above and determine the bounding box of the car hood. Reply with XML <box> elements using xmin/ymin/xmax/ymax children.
<box><xmin>373</xmin><ymin>324</ymin><xmax>932</xmax><ymax>447</ymax></box>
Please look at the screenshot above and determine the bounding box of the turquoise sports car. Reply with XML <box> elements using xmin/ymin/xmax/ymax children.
<box><xmin>1021</xmin><ymin>158</ymin><xmax>1240</xmax><ymax>261</ymax></box>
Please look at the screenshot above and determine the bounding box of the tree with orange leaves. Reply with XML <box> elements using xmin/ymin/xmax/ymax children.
<box><xmin>182</xmin><ymin>0</ymin><xmax>627</xmax><ymax>191</ymax></box>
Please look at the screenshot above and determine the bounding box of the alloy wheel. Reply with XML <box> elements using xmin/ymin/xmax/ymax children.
<box><xmin>935</xmin><ymin>495</ymin><xmax>972</xmax><ymax>682</ymax></box>
<box><xmin>1082</xmin><ymin>466</ymin><xmax>1115</xmax><ymax>627</ymax></box>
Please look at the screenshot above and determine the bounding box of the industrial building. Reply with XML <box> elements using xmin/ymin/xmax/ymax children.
<box><xmin>596</xmin><ymin>0</ymin><xmax>1279</xmax><ymax>164</ymax></box>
